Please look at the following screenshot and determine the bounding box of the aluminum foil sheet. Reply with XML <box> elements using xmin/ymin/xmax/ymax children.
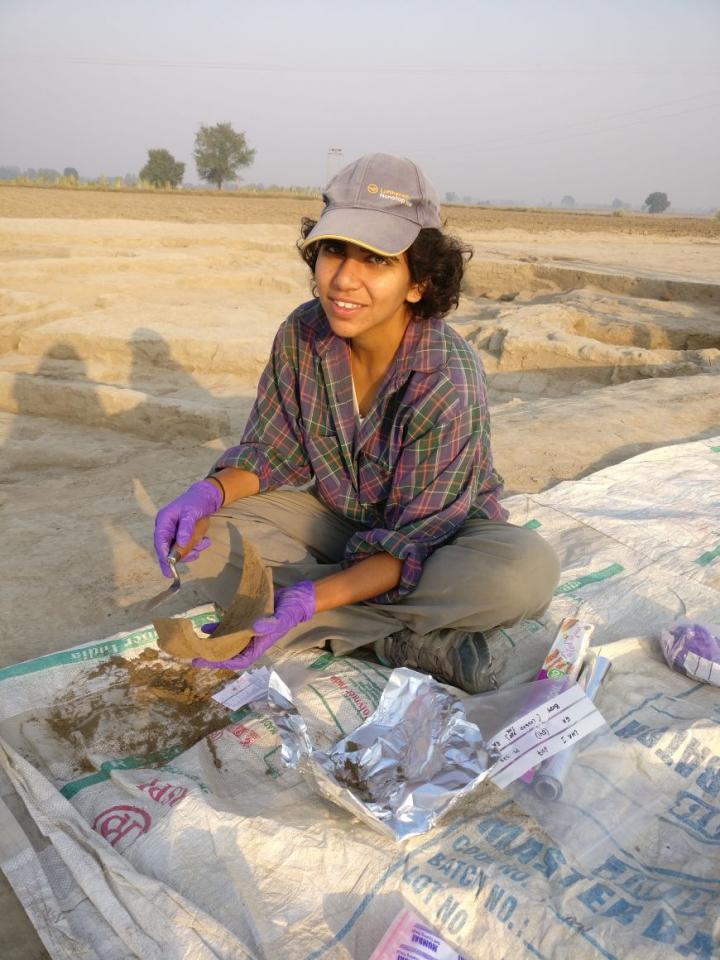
<box><xmin>259</xmin><ymin>667</ymin><xmax>493</xmax><ymax>840</ymax></box>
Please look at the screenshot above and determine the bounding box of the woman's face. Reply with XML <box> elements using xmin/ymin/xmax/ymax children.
<box><xmin>314</xmin><ymin>240</ymin><xmax>423</xmax><ymax>349</ymax></box>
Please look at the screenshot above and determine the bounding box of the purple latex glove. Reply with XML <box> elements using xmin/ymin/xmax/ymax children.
<box><xmin>153</xmin><ymin>479</ymin><xmax>222</xmax><ymax>577</ymax></box>
<box><xmin>192</xmin><ymin>580</ymin><xmax>316</xmax><ymax>670</ymax></box>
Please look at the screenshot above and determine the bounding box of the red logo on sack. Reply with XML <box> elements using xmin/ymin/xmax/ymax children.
<box><xmin>230</xmin><ymin>722</ymin><xmax>260</xmax><ymax>746</ymax></box>
<box><xmin>93</xmin><ymin>805</ymin><xmax>152</xmax><ymax>847</ymax></box>
<box><xmin>137</xmin><ymin>778</ymin><xmax>188</xmax><ymax>807</ymax></box>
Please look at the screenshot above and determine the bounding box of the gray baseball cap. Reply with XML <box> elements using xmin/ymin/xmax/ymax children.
<box><xmin>300</xmin><ymin>153</ymin><xmax>442</xmax><ymax>256</ymax></box>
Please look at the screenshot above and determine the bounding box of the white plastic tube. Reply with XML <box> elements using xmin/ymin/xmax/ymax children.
<box><xmin>533</xmin><ymin>655</ymin><xmax>611</xmax><ymax>801</ymax></box>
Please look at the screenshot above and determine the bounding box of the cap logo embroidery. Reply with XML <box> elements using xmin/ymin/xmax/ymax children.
<box><xmin>367</xmin><ymin>185</ymin><xmax>412</xmax><ymax>208</ymax></box>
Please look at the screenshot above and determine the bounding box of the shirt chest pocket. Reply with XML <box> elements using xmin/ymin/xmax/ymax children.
<box><xmin>304</xmin><ymin>432</ymin><xmax>343</xmax><ymax>484</ymax></box>
<box><xmin>356</xmin><ymin>450</ymin><xmax>393</xmax><ymax>505</ymax></box>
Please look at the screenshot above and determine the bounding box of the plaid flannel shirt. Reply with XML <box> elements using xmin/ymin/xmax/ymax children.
<box><xmin>215</xmin><ymin>299</ymin><xmax>507</xmax><ymax>602</ymax></box>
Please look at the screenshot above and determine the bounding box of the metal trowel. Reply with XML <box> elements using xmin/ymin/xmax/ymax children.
<box><xmin>143</xmin><ymin>547</ymin><xmax>183</xmax><ymax>613</ymax></box>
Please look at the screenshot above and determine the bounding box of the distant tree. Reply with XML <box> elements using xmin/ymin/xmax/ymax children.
<box><xmin>444</xmin><ymin>191</ymin><xmax>457</xmax><ymax>203</ymax></box>
<box><xmin>611</xmin><ymin>197</ymin><xmax>628</xmax><ymax>209</ymax></box>
<box><xmin>0</xmin><ymin>165</ymin><xmax>21</xmax><ymax>180</ymax></box>
<box><xmin>24</xmin><ymin>168</ymin><xmax>37</xmax><ymax>180</ymax></box>
<box><xmin>63</xmin><ymin>167</ymin><xmax>79</xmax><ymax>180</ymax></box>
<box><xmin>643</xmin><ymin>191</ymin><xmax>670</xmax><ymax>214</ymax></box>
<box><xmin>561</xmin><ymin>195</ymin><xmax>576</xmax><ymax>209</ymax></box>
<box><xmin>194</xmin><ymin>122</ymin><xmax>255</xmax><ymax>190</ymax></box>
<box><xmin>139</xmin><ymin>149</ymin><xmax>185</xmax><ymax>188</ymax></box>
<box><xmin>38</xmin><ymin>168</ymin><xmax>60</xmax><ymax>182</ymax></box>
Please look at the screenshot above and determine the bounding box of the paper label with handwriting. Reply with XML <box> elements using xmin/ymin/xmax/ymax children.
<box><xmin>489</xmin><ymin>685</ymin><xmax>606</xmax><ymax>789</ymax></box>
<box><xmin>212</xmin><ymin>667</ymin><xmax>270</xmax><ymax>710</ymax></box>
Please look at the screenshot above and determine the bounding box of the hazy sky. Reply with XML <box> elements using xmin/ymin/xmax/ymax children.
<box><xmin>1</xmin><ymin>0</ymin><xmax>718</xmax><ymax>209</ymax></box>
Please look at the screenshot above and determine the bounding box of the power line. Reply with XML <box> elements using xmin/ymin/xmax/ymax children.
<box><xmin>476</xmin><ymin>90</ymin><xmax>718</xmax><ymax>150</ymax></box>
<box><xmin>477</xmin><ymin>100</ymin><xmax>719</xmax><ymax>153</ymax></box>
<box><xmin>1</xmin><ymin>54</ymin><xmax>719</xmax><ymax>77</ymax></box>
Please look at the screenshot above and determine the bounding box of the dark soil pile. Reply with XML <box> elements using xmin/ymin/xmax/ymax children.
<box><xmin>46</xmin><ymin>647</ymin><xmax>235</xmax><ymax>770</ymax></box>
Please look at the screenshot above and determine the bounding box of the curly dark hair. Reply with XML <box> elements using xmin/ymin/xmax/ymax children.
<box><xmin>297</xmin><ymin>218</ymin><xmax>472</xmax><ymax>320</ymax></box>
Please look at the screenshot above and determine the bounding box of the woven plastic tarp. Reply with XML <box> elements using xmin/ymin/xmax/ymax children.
<box><xmin>1</xmin><ymin>436</ymin><xmax>719</xmax><ymax>960</ymax></box>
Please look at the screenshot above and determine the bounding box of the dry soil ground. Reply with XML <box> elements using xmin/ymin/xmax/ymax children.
<box><xmin>1</xmin><ymin>186</ymin><xmax>719</xmax><ymax>958</ymax></box>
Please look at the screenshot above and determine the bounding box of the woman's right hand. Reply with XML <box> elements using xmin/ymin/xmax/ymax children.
<box><xmin>153</xmin><ymin>480</ymin><xmax>223</xmax><ymax>577</ymax></box>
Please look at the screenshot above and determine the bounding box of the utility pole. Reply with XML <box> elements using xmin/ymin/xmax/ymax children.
<box><xmin>326</xmin><ymin>147</ymin><xmax>344</xmax><ymax>185</ymax></box>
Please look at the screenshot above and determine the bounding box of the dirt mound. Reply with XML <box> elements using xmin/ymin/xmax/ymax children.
<box><xmin>1</xmin><ymin>211</ymin><xmax>718</xmax><ymax>664</ymax></box>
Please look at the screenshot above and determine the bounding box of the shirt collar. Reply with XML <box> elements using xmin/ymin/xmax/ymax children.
<box><xmin>302</xmin><ymin>300</ymin><xmax>448</xmax><ymax>376</ymax></box>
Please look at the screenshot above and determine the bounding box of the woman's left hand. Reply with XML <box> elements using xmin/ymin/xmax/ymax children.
<box><xmin>192</xmin><ymin>581</ymin><xmax>316</xmax><ymax>670</ymax></box>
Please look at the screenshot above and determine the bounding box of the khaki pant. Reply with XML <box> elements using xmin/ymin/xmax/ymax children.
<box><xmin>191</xmin><ymin>489</ymin><xmax>561</xmax><ymax>658</ymax></box>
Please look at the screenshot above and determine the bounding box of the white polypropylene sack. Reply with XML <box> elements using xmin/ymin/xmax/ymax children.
<box><xmin>1</xmin><ymin>436</ymin><xmax>720</xmax><ymax>959</ymax></box>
